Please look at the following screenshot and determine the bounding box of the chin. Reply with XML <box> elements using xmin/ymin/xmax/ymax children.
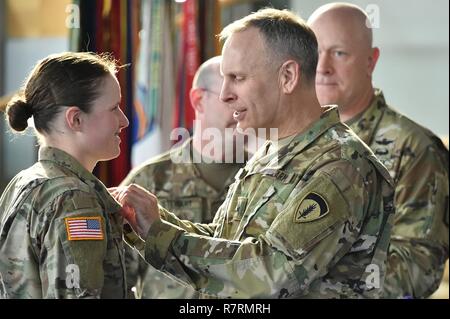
<box><xmin>112</xmin><ymin>148</ymin><xmax>121</xmax><ymax>159</ymax></box>
<box><xmin>317</xmin><ymin>97</ymin><xmax>336</xmax><ymax>107</ymax></box>
<box><xmin>102</xmin><ymin>148</ymin><xmax>121</xmax><ymax>161</ymax></box>
<box><xmin>317</xmin><ymin>91</ymin><xmax>340</xmax><ymax>107</ymax></box>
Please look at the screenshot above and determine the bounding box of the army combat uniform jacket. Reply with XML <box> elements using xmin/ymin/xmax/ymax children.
<box><xmin>348</xmin><ymin>89</ymin><xmax>449</xmax><ymax>298</ymax></box>
<box><xmin>122</xmin><ymin>138</ymin><xmax>243</xmax><ymax>298</ymax></box>
<box><xmin>0</xmin><ymin>147</ymin><xmax>126</xmax><ymax>298</ymax></box>
<box><xmin>127</xmin><ymin>106</ymin><xmax>395</xmax><ymax>298</ymax></box>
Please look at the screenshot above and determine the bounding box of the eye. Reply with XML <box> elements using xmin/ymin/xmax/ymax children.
<box><xmin>333</xmin><ymin>50</ymin><xmax>347</xmax><ymax>57</ymax></box>
<box><xmin>111</xmin><ymin>104</ymin><xmax>120</xmax><ymax>111</ymax></box>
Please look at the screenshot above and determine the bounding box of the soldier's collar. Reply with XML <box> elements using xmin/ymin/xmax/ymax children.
<box><xmin>38</xmin><ymin>147</ymin><xmax>122</xmax><ymax>213</ymax></box>
<box><xmin>39</xmin><ymin>147</ymin><xmax>92</xmax><ymax>176</ymax></box>
<box><xmin>346</xmin><ymin>89</ymin><xmax>388</xmax><ymax>145</ymax></box>
<box><xmin>259</xmin><ymin>106</ymin><xmax>342</xmax><ymax>171</ymax></box>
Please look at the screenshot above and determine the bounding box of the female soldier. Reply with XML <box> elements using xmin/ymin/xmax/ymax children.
<box><xmin>0</xmin><ymin>52</ymin><xmax>129</xmax><ymax>298</ymax></box>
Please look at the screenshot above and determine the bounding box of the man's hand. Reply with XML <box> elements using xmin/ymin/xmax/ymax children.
<box><xmin>108</xmin><ymin>185</ymin><xmax>160</xmax><ymax>238</ymax></box>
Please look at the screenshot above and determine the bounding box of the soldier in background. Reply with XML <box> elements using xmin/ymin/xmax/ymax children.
<box><xmin>308</xmin><ymin>3</ymin><xmax>449</xmax><ymax>298</ymax></box>
<box><xmin>0</xmin><ymin>52</ymin><xmax>129</xmax><ymax>298</ymax></box>
<box><xmin>116</xmin><ymin>8</ymin><xmax>395</xmax><ymax>298</ymax></box>
<box><xmin>122</xmin><ymin>56</ymin><xmax>247</xmax><ymax>298</ymax></box>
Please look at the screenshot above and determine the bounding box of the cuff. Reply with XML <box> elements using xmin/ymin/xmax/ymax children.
<box><xmin>123</xmin><ymin>223</ymin><xmax>146</xmax><ymax>255</ymax></box>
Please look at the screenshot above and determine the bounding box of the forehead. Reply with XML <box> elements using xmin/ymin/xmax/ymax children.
<box><xmin>221</xmin><ymin>28</ymin><xmax>267</xmax><ymax>73</ymax></box>
<box><xmin>94</xmin><ymin>74</ymin><xmax>121</xmax><ymax>104</ymax></box>
<box><xmin>311</xmin><ymin>13</ymin><xmax>367</xmax><ymax>50</ymax></box>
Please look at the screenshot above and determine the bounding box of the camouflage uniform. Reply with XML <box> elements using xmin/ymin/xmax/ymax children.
<box><xmin>0</xmin><ymin>147</ymin><xmax>126</xmax><ymax>299</ymax></box>
<box><xmin>122</xmin><ymin>138</ymin><xmax>243</xmax><ymax>298</ymax></box>
<box><xmin>126</xmin><ymin>106</ymin><xmax>395</xmax><ymax>298</ymax></box>
<box><xmin>348</xmin><ymin>89</ymin><xmax>449</xmax><ymax>298</ymax></box>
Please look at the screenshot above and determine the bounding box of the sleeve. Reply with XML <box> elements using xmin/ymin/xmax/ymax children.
<box><xmin>124</xmin><ymin>243</ymin><xmax>140</xmax><ymax>299</ymax></box>
<box><xmin>120</xmin><ymin>163</ymin><xmax>220</xmax><ymax>296</ymax></box>
<box><xmin>384</xmin><ymin>143</ymin><xmax>449</xmax><ymax>298</ymax></box>
<box><xmin>142</xmin><ymin>169</ymin><xmax>366</xmax><ymax>298</ymax></box>
<box><xmin>158</xmin><ymin>206</ymin><xmax>219</xmax><ymax>236</ymax></box>
<box><xmin>122</xmin><ymin>162</ymin><xmax>221</xmax><ymax>237</ymax></box>
<box><xmin>38</xmin><ymin>189</ymin><xmax>109</xmax><ymax>299</ymax></box>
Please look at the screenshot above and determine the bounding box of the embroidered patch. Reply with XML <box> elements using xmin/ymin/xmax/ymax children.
<box><xmin>65</xmin><ymin>217</ymin><xmax>104</xmax><ymax>241</ymax></box>
<box><xmin>294</xmin><ymin>192</ymin><xmax>329</xmax><ymax>223</ymax></box>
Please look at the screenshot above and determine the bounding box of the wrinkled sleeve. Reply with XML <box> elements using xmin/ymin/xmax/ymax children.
<box><xmin>142</xmin><ymin>170</ymin><xmax>366</xmax><ymax>298</ymax></box>
<box><xmin>121</xmin><ymin>166</ymin><xmax>221</xmax><ymax>297</ymax></box>
<box><xmin>122</xmin><ymin>164</ymin><xmax>223</xmax><ymax>238</ymax></box>
<box><xmin>38</xmin><ymin>190</ymin><xmax>108</xmax><ymax>299</ymax></box>
<box><xmin>158</xmin><ymin>206</ymin><xmax>220</xmax><ymax>237</ymax></box>
<box><xmin>384</xmin><ymin>144</ymin><xmax>449</xmax><ymax>298</ymax></box>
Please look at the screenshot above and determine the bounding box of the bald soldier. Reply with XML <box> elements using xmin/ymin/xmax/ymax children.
<box><xmin>308</xmin><ymin>3</ymin><xmax>449</xmax><ymax>298</ymax></box>
<box><xmin>122</xmin><ymin>56</ymin><xmax>246</xmax><ymax>298</ymax></box>
<box><xmin>116</xmin><ymin>8</ymin><xmax>395</xmax><ymax>299</ymax></box>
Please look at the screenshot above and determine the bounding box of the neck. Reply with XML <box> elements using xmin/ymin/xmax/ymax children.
<box><xmin>340</xmin><ymin>85</ymin><xmax>374</xmax><ymax>122</ymax></box>
<box><xmin>274</xmin><ymin>89</ymin><xmax>323</xmax><ymax>140</ymax></box>
<box><xmin>43</xmin><ymin>136</ymin><xmax>96</xmax><ymax>172</ymax></box>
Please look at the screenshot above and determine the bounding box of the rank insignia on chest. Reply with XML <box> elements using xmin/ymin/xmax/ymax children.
<box><xmin>294</xmin><ymin>192</ymin><xmax>329</xmax><ymax>223</ymax></box>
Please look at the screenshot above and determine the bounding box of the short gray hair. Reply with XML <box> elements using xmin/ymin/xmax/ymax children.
<box><xmin>219</xmin><ymin>8</ymin><xmax>318</xmax><ymax>84</ymax></box>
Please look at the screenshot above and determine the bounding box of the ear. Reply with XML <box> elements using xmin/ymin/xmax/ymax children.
<box><xmin>190</xmin><ymin>88</ymin><xmax>205</xmax><ymax>114</ymax></box>
<box><xmin>279</xmin><ymin>60</ymin><xmax>299</xmax><ymax>94</ymax></box>
<box><xmin>368</xmin><ymin>47</ymin><xmax>380</xmax><ymax>76</ymax></box>
<box><xmin>65</xmin><ymin>106</ymin><xmax>83</xmax><ymax>131</ymax></box>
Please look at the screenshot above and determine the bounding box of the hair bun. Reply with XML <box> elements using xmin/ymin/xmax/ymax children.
<box><xmin>6</xmin><ymin>97</ymin><xmax>33</xmax><ymax>132</ymax></box>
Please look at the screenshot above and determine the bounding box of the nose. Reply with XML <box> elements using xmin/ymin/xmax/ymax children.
<box><xmin>317</xmin><ymin>52</ymin><xmax>333</xmax><ymax>76</ymax></box>
<box><xmin>219</xmin><ymin>79</ymin><xmax>237</xmax><ymax>106</ymax></box>
<box><xmin>119</xmin><ymin>107</ymin><xmax>129</xmax><ymax>129</ymax></box>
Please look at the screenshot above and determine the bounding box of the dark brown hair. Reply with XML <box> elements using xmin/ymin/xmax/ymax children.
<box><xmin>6</xmin><ymin>52</ymin><xmax>118</xmax><ymax>133</ymax></box>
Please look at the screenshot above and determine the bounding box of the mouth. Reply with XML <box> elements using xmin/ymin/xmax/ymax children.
<box><xmin>233</xmin><ymin>110</ymin><xmax>247</xmax><ymax>122</ymax></box>
<box><xmin>316</xmin><ymin>82</ymin><xmax>338</xmax><ymax>87</ymax></box>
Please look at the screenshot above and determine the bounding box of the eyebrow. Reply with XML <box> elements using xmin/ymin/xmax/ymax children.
<box><xmin>223</xmin><ymin>69</ymin><xmax>246</xmax><ymax>76</ymax></box>
<box><xmin>321</xmin><ymin>44</ymin><xmax>347</xmax><ymax>50</ymax></box>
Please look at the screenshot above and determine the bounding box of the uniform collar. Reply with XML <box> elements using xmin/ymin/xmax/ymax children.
<box><xmin>38</xmin><ymin>146</ymin><xmax>122</xmax><ymax>213</ymax></box>
<box><xmin>346</xmin><ymin>89</ymin><xmax>387</xmax><ymax>145</ymax></box>
<box><xmin>261</xmin><ymin>106</ymin><xmax>342</xmax><ymax>171</ymax></box>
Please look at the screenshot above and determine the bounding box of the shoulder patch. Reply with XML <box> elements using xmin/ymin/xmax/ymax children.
<box><xmin>65</xmin><ymin>216</ymin><xmax>104</xmax><ymax>241</ymax></box>
<box><xmin>294</xmin><ymin>192</ymin><xmax>329</xmax><ymax>223</ymax></box>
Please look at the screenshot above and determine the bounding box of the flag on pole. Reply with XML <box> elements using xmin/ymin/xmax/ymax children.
<box><xmin>173</xmin><ymin>0</ymin><xmax>199</xmax><ymax>132</ymax></box>
<box><xmin>131</xmin><ymin>0</ymin><xmax>166</xmax><ymax>167</ymax></box>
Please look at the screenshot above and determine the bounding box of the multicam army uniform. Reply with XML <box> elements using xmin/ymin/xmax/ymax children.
<box><xmin>348</xmin><ymin>89</ymin><xmax>449</xmax><ymax>299</ymax></box>
<box><xmin>122</xmin><ymin>138</ymin><xmax>243</xmax><ymax>298</ymax></box>
<box><xmin>0</xmin><ymin>147</ymin><xmax>126</xmax><ymax>299</ymax></box>
<box><xmin>126</xmin><ymin>106</ymin><xmax>395</xmax><ymax>298</ymax></box>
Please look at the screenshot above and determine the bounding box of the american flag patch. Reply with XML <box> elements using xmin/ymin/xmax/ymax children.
<box><xmin>65</xmin><ymin>217</ymin><xmax>104</xmax><ymax>241</ymax></box>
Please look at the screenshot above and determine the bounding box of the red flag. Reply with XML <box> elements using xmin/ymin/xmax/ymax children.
<box><xmin>174</xmin><ymin>0</ymin><xmax>199</xmax><ymax>132</ymax></box>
